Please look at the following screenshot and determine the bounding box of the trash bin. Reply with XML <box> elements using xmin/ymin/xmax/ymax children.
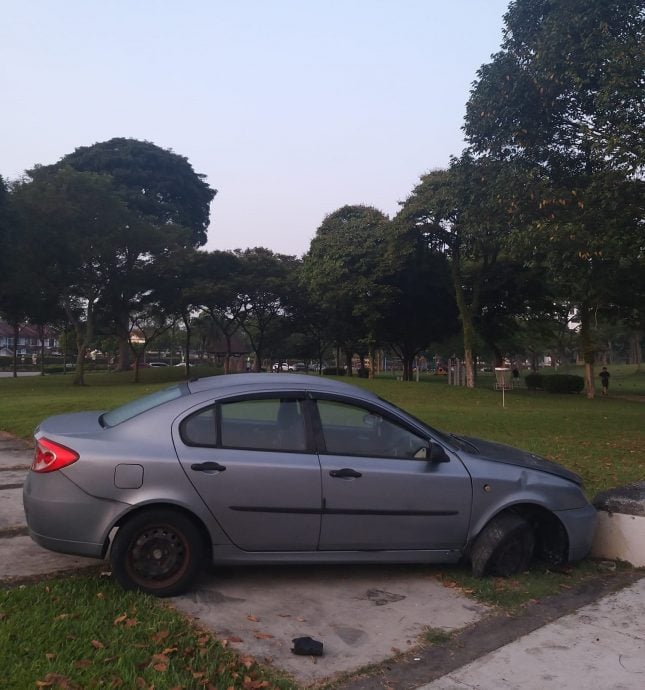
<box><xmin>494</xmin><ymin>367</ymin><xmax>512</xmax><ymax>390</ymax></box>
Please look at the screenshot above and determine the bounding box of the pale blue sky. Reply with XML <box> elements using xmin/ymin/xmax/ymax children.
<box><xmin>1</xmin><ymin>1</ymin><xmax>509</xmax><ymax>256</ymax></box>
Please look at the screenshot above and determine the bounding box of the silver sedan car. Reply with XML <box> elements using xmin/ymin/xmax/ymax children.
<box><xmin>23</xmin><ymin>374</ymin><xmax>596</xmax><ymax>596</ymax></box>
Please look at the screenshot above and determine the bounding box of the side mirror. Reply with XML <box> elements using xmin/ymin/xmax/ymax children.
<box><xmin>429</xmin><ymin>443</ymin><xmax>449</xmax><ymax>463</ymax></box>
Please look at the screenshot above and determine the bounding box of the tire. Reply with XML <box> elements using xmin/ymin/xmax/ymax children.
<box><xmin>470</xmin><ymin>512</ymin><xmax>534</xmax><ymax>578</ymax></box>
<box><xmin>110</xmin><ymin>509</ymin><xmax>205</xmax><ymax>597</ymax></box>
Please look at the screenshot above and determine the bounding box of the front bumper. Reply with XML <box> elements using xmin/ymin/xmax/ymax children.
<box><xmin>23</xmin><ymin>469</ymin><xmax>126</xmax><ymax>559</ymax></box>
<box><xmin>556</xmin><ymin>502</ymin><xmax>598</xmax><ymax>562</ymax></box>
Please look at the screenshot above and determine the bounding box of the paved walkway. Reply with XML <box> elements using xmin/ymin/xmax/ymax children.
<box><xmin>418</xmin><ymin>578</ymin><xmax>645</xmax><ymax>690</ymax></box>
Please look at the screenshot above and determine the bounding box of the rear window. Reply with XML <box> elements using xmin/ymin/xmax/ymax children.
<box><xmin>100</xmin><ymin>384</ymin><xmax>185</xmax><ymax>427</ymax></box>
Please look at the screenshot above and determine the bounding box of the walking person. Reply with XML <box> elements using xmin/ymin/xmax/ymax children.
<box><xmin>599</xmin><ymin>366</ymin><xmax>610</xmax><ymax>396</ymax></box>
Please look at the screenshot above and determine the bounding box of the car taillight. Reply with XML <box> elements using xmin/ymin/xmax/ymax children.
<box><xmin>32</xmin><ymin>438</ymin><xmax>79</xmax><ymax>473</ymax></box>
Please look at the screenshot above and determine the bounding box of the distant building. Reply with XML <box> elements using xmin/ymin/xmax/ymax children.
<box><xmin>0</xmin><ymin>321</ymin><xmax>59</xmax><ymax>357</ymax></box>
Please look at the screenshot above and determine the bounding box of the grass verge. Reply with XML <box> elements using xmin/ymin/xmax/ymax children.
<box><xmin>434</xmin><ymin>559</ymin><xmax>636</xmax><ymax>612</ymax></box>
<box><xmin>0</xmin><ymin>572</ymin><xmax>295</xmax><ymax>689</ymax></box>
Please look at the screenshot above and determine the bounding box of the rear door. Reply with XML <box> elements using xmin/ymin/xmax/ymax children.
<box><xmin>173</xmin><ymin>395</ymin><xmax>322</xmax><ymax>551</ymax></box>
<box><xmin>314</xmin><ymin>397</ymin><xmax>472</xmax><ymax>551</ymax></box>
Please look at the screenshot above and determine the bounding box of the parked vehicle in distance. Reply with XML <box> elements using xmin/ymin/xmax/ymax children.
<box><xmin>147</xmin><ymin>361</ymin><xmax>169</xmax><ymax>368</ymax></box>
<box><xmin>271</xmin><ymin>362</ymin><xmax>295</xmax><ymax>371</ymax></box>
<box><xmin>23</xmin><ymin>374</ymin><xmax>596</xmax><ymax>597</ymax></box>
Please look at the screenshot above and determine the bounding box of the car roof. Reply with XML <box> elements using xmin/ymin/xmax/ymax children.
<box><xmin>186</xmin><ymin>373</ymin><xmax>380</xmax><ymax>402</ymax></box>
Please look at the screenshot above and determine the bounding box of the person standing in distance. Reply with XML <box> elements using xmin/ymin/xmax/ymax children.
<box><xmin>599</xmin><ymin>367</ymin><xmax>610</xmax><ymax>396</ymax></box>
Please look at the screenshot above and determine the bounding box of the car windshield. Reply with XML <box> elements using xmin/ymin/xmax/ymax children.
<box><xmin>100</xmin><ymin>384</ymin><xmax>185</xmax><ymax>427</ymax></box>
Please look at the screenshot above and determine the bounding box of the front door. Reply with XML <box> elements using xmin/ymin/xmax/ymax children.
<box><xmin>314</xmin><ymin>398</ymin><xmax>472</xmax><ymax>551</ymax></box>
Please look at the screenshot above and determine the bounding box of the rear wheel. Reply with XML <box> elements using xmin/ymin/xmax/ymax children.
<box><xmin>470</xmin><ymin>512</ymin><xmax>534</xmax><ymax>578</ymax></box>
<box><xmin>111</xmin><ymin>509</ymin><xmax>204</xmax><ymax>597</ymax></box>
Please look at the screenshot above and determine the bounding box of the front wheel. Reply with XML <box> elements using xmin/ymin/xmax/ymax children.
<box><xmin>470</xmin><ymin>512</ymin><xmax>534</xmax><ymax>578</ymax></box>
<box><xmin>110</xmin><ymin>509</ymin><xmax>205</xmax><ymax>597</ymax></box>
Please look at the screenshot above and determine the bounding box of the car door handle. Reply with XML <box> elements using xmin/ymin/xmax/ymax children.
<box><xmin>191</xmin><ymin>461</ymin><xmax>226</xmax><ymax>473</ymax></box>
<box><xmin>329</xmin><ymin>468</ymin><xmax>362</xmax><ymax>479</ymax></box>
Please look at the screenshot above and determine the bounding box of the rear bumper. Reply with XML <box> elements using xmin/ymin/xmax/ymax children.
<box><xmin>23</xmin><ymin>470</ymin><xmax>126</xmax><ymax>559</ymax></box>
<box><xmin>557</xmin><ymin>503</ymin><xmax>597</xmax><ymax>562</ymax></box>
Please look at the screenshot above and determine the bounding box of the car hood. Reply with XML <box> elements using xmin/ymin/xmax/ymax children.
<box><xmin>456</xmin><ymin>435</ymin><xmax>582</xmax><ymax>485</ymax></box>
<box><xmin>35</xmin><ymin>411</ymin><xmax>105</xmax><ymax>438</ymax></box>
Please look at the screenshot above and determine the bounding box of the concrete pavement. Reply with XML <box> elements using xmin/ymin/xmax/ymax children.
<box><xmin>1</xmin><ymin>431</ymin><xmax>643</xmax><ymax>688</ymax></box>
<box><xmin>418</xmin><ymin>578</ymin><xmax>645</xmax><ymax>690</ymax></box>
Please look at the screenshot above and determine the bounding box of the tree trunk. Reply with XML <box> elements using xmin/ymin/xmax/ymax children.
<box><xmin>182</xmin><ymin>315</ymin><xmax>192</xmax><ymax>378</ymax></box>
<box><xmin>630</xmin><ymin>332</ymin><xmax>642</xmax><ymax>372</ymax></box>
<box><xmin>450</xmin><ymin>252</ymin><xmax>476</xmax><ymax>388</ymax></box>
<box><xmin>38</xmin><ymin>325</ymin><xmax>46</xmax><ymax>376</ymax></box>
<box><xmin>579</xmin><ymin>306</ymin><xmax>595</xmax><ymax>399</ymax></box>
<box><xmin>345</xmin><ymin>350</ymin><xmax>353</xmax><ymax>376</ymax></box>
<box><xmin>11</xmin><ymin>322</ymin><xmax>19</xmax><ymax>378</ymax></box>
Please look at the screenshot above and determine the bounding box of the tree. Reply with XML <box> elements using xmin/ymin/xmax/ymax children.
<box><xmin>302</xmin><ymin>205</ymin><xmax>392</xmax><ymax>374</ymax></box>
<box><xmin>49</xmin><ymin>138</ymin><xmax>217</xmax><ymax>370</ymax></box>
<box><xmin>397</xmin><ymin>156</ymin><xmax>537</xmax><ymax>386</ymax></box>
<box><xmin>377</xmin><ymin>220</ymin><xmax>459</xmax><ymax>380</ymax></box>
<box><xmin>233</xmin><ymin>248</ymin><xmax>298</xmax><ymax>371</ymax></box>
<box><xmin>13</xmin><ymin>166</ymin><xmax>138</xmax><ymax>385</ymax></box>
<box><xmin>464</xmin><ymin>0</ymin><xmax>645</xmax><ymax>397</ymax></box>
<box><xmin>149</xmin><ymin>248</ymin><xmax>207</xmax><ymax>378</ymax></box>
<box><xmin>0</xmin><ymin>177</ymin><xmax>29</xmax><ymax>377</ymax></box>
<box><xmin>59</xmin><ymin>138</ymin><xmax>216</xmax><ymax>245</ymax></box>
<box><xmin>191</xmin><ymin>251</ymin><xmax>245</xmax><ymax>374</ymax></box>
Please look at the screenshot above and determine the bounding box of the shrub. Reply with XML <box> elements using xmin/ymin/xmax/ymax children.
<box><xmin>542</xmin><ymin>374</ymin><xmax>584</xmax><ymax>394</ymax></box>
<box><xmin>356</xmin><ymin>368</ymin><xmax>370</xmax><ymax>378</ymax></box>
<box><xmin>323</xmin><ymin>367</ymin><xmax>346</xmax><ymax>376</ymax></box>
<box><xmin>524</xmin><ymin>373</ymin><xmax>544</xmax><ymax>390</ymax></box>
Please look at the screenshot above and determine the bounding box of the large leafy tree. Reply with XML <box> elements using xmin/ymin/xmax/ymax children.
<box><xmin>233</xmin><ymin>248</ymin><xmax>299</xmax><ymax>371</ymax></box>
<box><xmin>0</xmin><ymin>176</ymin><xmax>32</xmax><ymax>377</ymax></box>
<box><xmin>48</xmin><ymin>138</ymin><xmax>217</xmax><ymax>369</ymax></box>
<box><xmin>302</xmin><ymin>205</ymin><xmax>392</xmax><ymax>374</ymax></box>
<box><xmin>464</xmin><ymin>0</ymin><xmax>645</xmax><ymax>396</ymax></box>
<box><xmin>378</xmin><ymin>221</ymin><xmax>459</xmax><ymax>380</ymax></box>
<box><xmin>13</xmin><ymin>166</ymin><xmax>138</xmax><ymax>384</ymax></box>
<box><xmin>191</xmin><ymin>250</ymin><xmax>245</xmax><ymax>374</ymax></box>
<box><xmin>397</xmin><ymin>156</ymin><xmax>538</xmax><ymax>386</ymax></box>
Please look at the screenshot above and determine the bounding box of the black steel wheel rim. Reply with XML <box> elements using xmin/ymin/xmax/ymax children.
<box><xmin>127</xmin><ymin>524</ymin><xmax>190</xmax><ymax>587</ymax></box>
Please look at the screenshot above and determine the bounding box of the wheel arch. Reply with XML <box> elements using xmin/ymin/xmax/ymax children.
<box><xmin>468</xmin><ymin>503</ymin><xmax>569</xmax><ymax>566</ymax></box>
<box><xmin>105</xmin><ymin>502</ymin><xmax>213</xmax><ymax>563</ymax></box>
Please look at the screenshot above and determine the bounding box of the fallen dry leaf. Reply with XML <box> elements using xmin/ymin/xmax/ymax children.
<box><xmin>254</xmin><ymin>632</ymin><xmax>274</xmax><ymax>640</ymax></box>
<box><xmin>246</xmin><ymin>614</ymin><xmax>259</xmax><ymax>622</ymax></box>
<box><xmin>152</xmin><ymin>629</ymin><xmax>170</xmax><ymax>643</ymax></box>
<box><xmin>91</xmin><ymin>639</ymin><xmax>105</xmax><ymax>650</ymax></box>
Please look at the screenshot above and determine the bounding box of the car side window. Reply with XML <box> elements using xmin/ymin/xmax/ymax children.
<box><xmin>316</xmin><ymin>399</ymin><xmax>427</xmax><ymax>459</ymax></box>
<box><xmin>220</xmin><ymin>398</ymin><xmax>307</xmax><ymax>452</ymax></box>
<box><xmin>181</xmin><ymin>406</ymin><xmax>217</xmax><ymax>446</ymax></box>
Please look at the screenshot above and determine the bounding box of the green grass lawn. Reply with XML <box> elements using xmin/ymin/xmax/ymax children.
<box><xmin>0</xmin><ymin>573</ymin><xmax>294</xmax><ymax>690</ymax></box>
